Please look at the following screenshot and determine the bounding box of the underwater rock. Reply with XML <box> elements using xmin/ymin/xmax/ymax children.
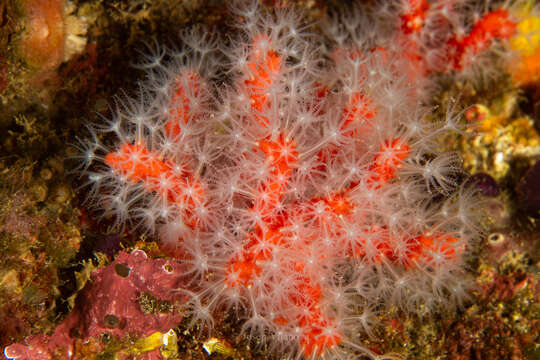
<box><xmin>4</xmin><ymin>250</ymin><xmax>186</xmax><ymax>360</ymax></box>
<box><xmin>517</xmin><ymin>160</ymin><xmax>540</xmax><ymax>217</ymax></box>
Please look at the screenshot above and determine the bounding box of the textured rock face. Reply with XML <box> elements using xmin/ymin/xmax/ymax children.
<box><xmin>4</xmin><ymin>250</ymin><xmax>185</xmax><ymax>360</ymax></box>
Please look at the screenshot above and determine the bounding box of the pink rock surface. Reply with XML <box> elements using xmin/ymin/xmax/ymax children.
<box><xmin>4</xmin><ymin>250</ymin><xmax>185</xmax><ymax>359</ymax></box>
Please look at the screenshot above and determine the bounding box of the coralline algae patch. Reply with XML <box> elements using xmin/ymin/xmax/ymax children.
<box><xmin>4</xmin><ymin>250</ymin><xmax>186</xmax><ymax>360</ymax></box>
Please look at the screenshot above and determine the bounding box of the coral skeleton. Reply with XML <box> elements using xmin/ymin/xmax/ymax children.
<box><xmin>74</xmin><ymin>0</ymin><xmax>532</xmax><ymax>358</ymax></box>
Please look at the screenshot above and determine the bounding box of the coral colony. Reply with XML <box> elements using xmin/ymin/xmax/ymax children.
<box><xmin>74</xmin><ymin>0</ymin><xmax>528</xmax><ymax>359</ymax></box>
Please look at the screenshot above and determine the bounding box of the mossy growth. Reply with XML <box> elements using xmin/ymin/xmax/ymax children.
<box><xmin>0</xmin><ymin>155</ymin><xmax>82</xmax><ymax>347</ymax></box>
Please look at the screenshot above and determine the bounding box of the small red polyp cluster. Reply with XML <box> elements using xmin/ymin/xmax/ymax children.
<box><xmin>447</xmin><ymin>9</ymin><xmax>517</xmax><ymax>70</ymax></box>
<box><xmin>398</xmin><ymin>0</ymin><xmax>519</xmax><ymax>73</ymax></box>
<box><xmin>401</xmin><ymin>0</ymin><xmax>430</xmax><ymax>34</ymax></box>
<box><xmin>105</xmin><ymin>141</ymin><xmax>207</xmax><ymax>234</ymax></box>
<box><xmin>77</xmin><ymin>1</ymin><xmax>523</xmax><ymax>358</ymax></box>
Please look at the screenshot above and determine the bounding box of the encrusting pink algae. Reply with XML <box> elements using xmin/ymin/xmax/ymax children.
<box><xmin>5</xmin><ymin>250</ymin><xmax>185</xmax><ymax>360</ymax></box>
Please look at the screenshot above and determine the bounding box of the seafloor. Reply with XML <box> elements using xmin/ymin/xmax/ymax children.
<box><xmin>0</xmin><ymin>1</ymin><xmax>538</xmax><ymax>359</ymax></box>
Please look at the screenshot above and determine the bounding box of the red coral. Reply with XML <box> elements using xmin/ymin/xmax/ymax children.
<box><xmin>447</xmin><ymin>9</ymin><xmax>517</xmax><ymax>70</ymax></box>
<box><xmin>70</xmin><ymin>2</ymin><xmax>502</xmax><ymax>358</ymax></box>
